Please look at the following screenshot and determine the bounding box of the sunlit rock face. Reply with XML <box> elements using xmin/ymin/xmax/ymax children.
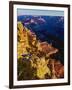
<box><xmin>39</xmin><ymin>42</ymin><xmax>58</xmax><ymax>56</ymax></box>
<box><xmin>18</xmin><ymin>15</ymin><xmax>64</xmax><ymax>64</ymax></box>
<box><xmin>17</xmin><ymin>21</ymin><xmax>64</xmax><ymax>80</ymax></box>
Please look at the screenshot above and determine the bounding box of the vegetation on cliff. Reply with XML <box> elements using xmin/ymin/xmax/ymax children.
<box><xmin>17</xmin><ymin>22</ymin><xmax>64</xmax><ymax>80</ymax></box>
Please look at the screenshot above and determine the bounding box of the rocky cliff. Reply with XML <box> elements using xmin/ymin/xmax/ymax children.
<box><xmin>17</xmin><ymin>22</ymin><xmax>64</xmax><ymax>80</ymax></box>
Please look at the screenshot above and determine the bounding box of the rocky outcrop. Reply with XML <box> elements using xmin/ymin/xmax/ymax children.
<box><xmin>17</xmin><ymin>21</ymin><xmax>64</xmax><ymax>80</ymax></box>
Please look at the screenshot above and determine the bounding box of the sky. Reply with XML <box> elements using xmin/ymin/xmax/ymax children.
<box><xmin>17</xmin><ymin>9</ymin><xmax>64</xmax><ymax>16</ymax></box>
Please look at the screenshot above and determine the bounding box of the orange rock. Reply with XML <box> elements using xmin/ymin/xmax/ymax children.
<box><xmin>40</xmin><ymin>42</ymin><xmax>58</xmax><ymax>56</ymax></box>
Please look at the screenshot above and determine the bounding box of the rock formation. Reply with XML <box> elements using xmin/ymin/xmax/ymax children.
<box><xmin>17</xmin><ymin>21</ymin><xmax>64</xmax><ymax>80</ymax></box>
